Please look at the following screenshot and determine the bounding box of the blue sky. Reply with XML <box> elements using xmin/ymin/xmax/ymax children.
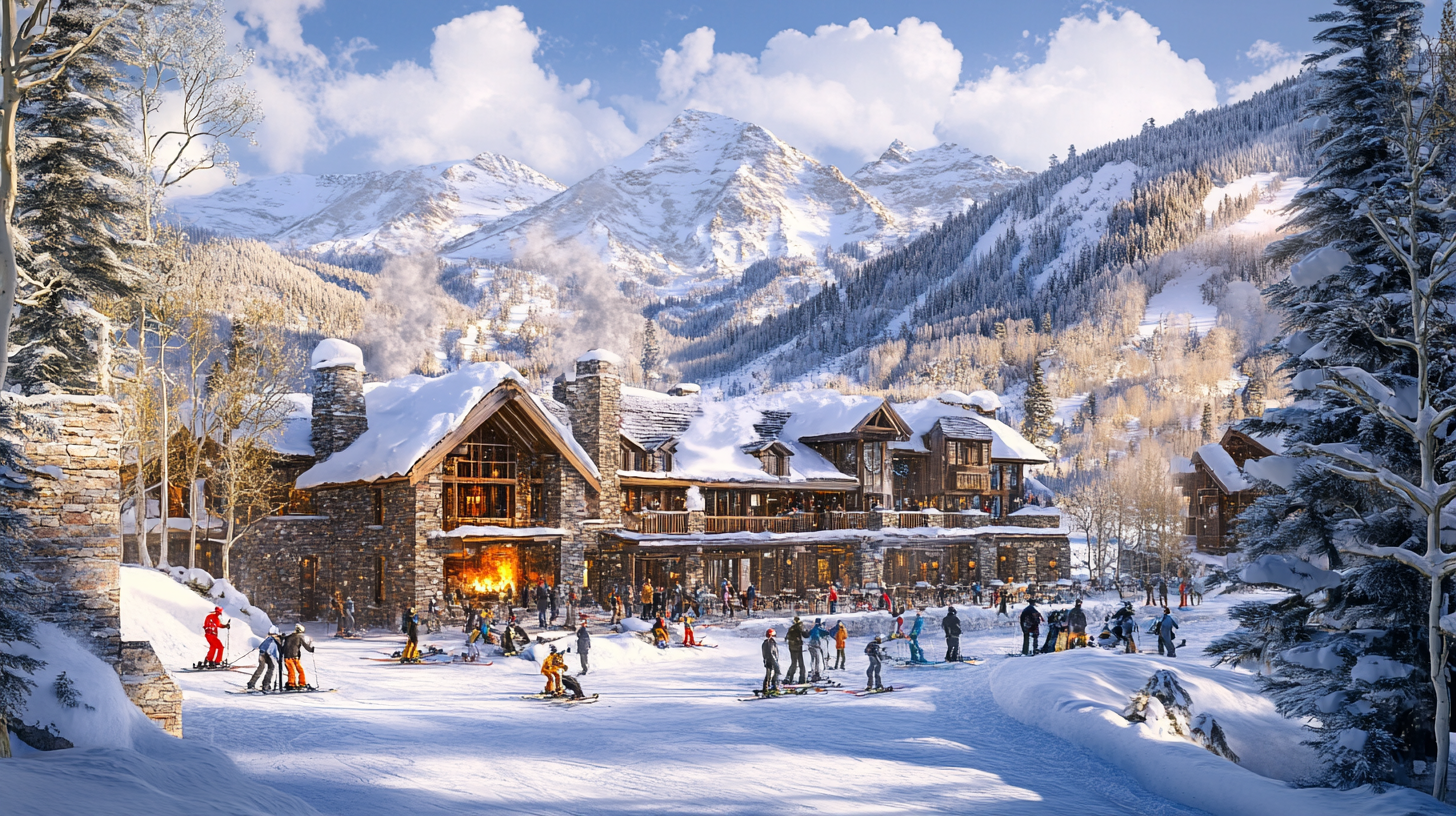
<box><xmin>215</xmin><ymin>1</ymin><xmax>1329</xmax><ymax>191</ymax></box>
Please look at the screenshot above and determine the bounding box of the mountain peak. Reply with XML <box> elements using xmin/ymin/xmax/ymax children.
<box><xmin>852</xmin><ymin>141</ymin><xmax>1033</xmax><ymax>231</ymax></box>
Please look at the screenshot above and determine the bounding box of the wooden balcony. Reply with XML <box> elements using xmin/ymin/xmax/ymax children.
<box><xmin>625</xmin><ymin>511</ymin><xmax>690</xmax><ymax>535</ymax></box>
<box><xmin>823</xmin><ymin>511</ymin><xmax>869</xmax><ymax>530</ymax></box>
<box><xmin>444</xmin><ymin>516</ymin><xmax>517</xmax><ymax>532</ymax></box>
<box><xmin>705</xmin><ymin>514</ymin><xmax>818</xmax><ymax>534</ymax></box>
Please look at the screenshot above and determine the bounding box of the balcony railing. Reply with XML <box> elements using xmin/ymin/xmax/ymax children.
<box><xmin>823</xmin><ymin>511</ymin><xmax>869</xmax><ymax>530</ymax></box>
<box><xmin>625</xmin><ymin>511</ymin><xmax>690</xmax><ymax>535</ymax></box>
<box><xmin>705</xmin><ymin>514</ymin><xmax>818</xmax><ymax>534</ymax></box>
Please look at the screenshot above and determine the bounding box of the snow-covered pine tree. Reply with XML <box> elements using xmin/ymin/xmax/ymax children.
<box><xmin>640</xmin><ymin>317</ymin><xmax>662</xmax><ymax>386</ymax></box>
<box><xmin>1200</xmin><ymin>403</ymin><xmax>1214</xmax><ymax>443</ymax></box>
<box><xmin>9</xmin><ymin>0</ymin><xmax>143</xmax><ymax>394</ymax></box>
<box><xmin>1021</xmin><ymin>361</ymin><xmax>1055</xmax><ymax>453</ymax></box>
<box><xmin>1209</xmin><ymin>0</ymin><xmax>1444</xmax><ymax>795</ymax></box>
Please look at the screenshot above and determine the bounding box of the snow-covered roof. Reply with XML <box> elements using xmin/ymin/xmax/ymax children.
<box><xmin>297</xmin><ymin>362</ymin><xmax>598</xmax><ymax>488</ymax></box>
<box><xmin>620</xmin><ymin>386</ymin><xmax>698</xmax><ymax>451</ymax></box>
<box><xmin>578</xmin><ymin>348</ymin><xmax>623</xmax><ymax>365</ymax></box>
<box><xmin>311</xmin><ymin>338</ymin><xmax>364</xmax><ymax>372</ymax></box>
<box><xmin>891</xmin><ymin>397</ymin><xmax>1050</xmax><ymax>463</ymax></box>
<box><xmin>428</xmin><ymin>525</ymin><xmax>569</xmax><ymax>539</ymax></box>
<box><xmin>251</xmin><ymin>393</ymin><xmax>314</xmax><ymax>457</ymax></box>
<box><xmin>938</xmin><ymin>389</ymin><xmax>1002</xmax><ymax>413</ymax></box>
<box><xmin>1194</xmin><ymin>442</ymin><xmax>1251</xmax><ymax>493</ymax></box>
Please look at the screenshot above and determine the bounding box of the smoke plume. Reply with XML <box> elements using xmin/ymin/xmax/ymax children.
<box><xmin>354</xmin><ymin>254</ymin><xmax>449</xmax><ymax>380</ymax></box>
<box><xmin>515</xmin><ymin>227</ymin><xmax>642</xmax><ymax>372</ymax></box>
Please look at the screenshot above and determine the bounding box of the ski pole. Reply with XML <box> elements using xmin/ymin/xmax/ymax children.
<box><xmin>231</xmin><ymin>645</ymin><xmax>259</xmax><ymax>668</ymax></box>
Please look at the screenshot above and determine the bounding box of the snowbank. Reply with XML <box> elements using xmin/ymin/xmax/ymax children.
<box><xmin>1239</xmin><ymin>554</ymin><xmax>1342</xmax><ymax>595</ymax></box>
<box><xmin>989</xmin><ymin>649</ymin><xmax>1447</xmax><ymax>816</ymax></box>
<box><xmin>121</xmin><ymin>565</ymin><xmax>272</xmax><ymax>668</ymax></box>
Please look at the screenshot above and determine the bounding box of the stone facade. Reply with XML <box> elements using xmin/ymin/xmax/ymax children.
<box><xmin>119</xmin><ymin>641</ymin><xmax>183</xmax><ymax>737</ymax></box>
<box><xmin>13</xmin><ymin>395</ymin><xmax>123</xmax><ymax>662</ymax></box>
<box><xmin>311</xmin><ymin>364</ymin><xmax>368</xmax><ymax>457</ymax></box>
<box><xmin>567</xmin><ymin>356</ymin><xmax>621</xmax><ymax>525</ymax></box>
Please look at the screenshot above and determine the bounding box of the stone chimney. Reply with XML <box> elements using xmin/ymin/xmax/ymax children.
<box><xmin>568</xmin><ymin>349</ymin><xmax>622</xmax><ymax>523</ymax></box>
<box><xmin>310</xmin><ymin>339</ymin><xmax>369</xmax><ymax>459</ymax></box>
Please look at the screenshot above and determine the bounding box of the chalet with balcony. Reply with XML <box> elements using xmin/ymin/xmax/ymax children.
<box><xmin>1175</xmin><ymin>428</ymin><xmax>1280</xmax><ymax>555</ymax></box>
<box><xmin>228</xmin><ymin>341</ymin><xmax>1070</xmax><ymax>626</ymax></box>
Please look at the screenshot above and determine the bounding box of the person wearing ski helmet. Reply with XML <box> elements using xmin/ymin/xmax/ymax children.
<box><xmin>785</xmin><ymin>616</ymin><xmax>808</xmax><ymax>684</ymax></box>
<box><xmin>541</xmin><ymin>644</ymin><xmax>567</xmax><ymax>695</ymax></box>
<box><xmin>761</xmin><ymin>628</ymin><xmax>781</xmax><ymax>693</ymax></box>
<box><xmin>1019</xmin><ymin>599</ymin><xmax>1044</xmax><ymax>656</ymax></box>
<box><xmin>402</xmin><ymin>607</ymin><xmax>421</xmax><ymax>662</ymax></box>
<box><xmin>248</xmin><ymin>625</ymin><xmax>283</xmax><ymax>691</ymax></box>
<box><xmin>943</xmin><ymin>606</ymin><xmax>963</xmax><ymax>662</ymax></box>
<box><xmin>282</xmin><ymin>624</ymin><xmax>315</xmax><ymax>690</ymax></box>
<box><xmin>201</xmin><ymin>606</ymin><xmax>230</xmax><ymax>668</ymax></box>
<box><xmin>864</xmin><ymin>634</ymin><xmax>887</xmax><ymax>690</ymax></box>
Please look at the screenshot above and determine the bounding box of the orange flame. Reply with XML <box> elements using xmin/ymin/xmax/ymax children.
<box><xmin>461</xmin><ymin>559</ymin><xmax>516</xmax><ymax>595</ymax></box>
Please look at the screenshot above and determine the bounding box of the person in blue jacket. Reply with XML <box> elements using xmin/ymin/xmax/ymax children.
<box><xmin>1157</xmin><ymin>606</ymin><xmax>1179</xmax><ymax>657</ymax></box>
<box><xmin>907</xmin><ymin>611</ymin><xmax>927</xmax><ymax>663</ymax></box>
<box><xmin>246</xmin><ymin>626</ymin><xmax>282</xmax><ymax>691</ymax></box>
<box><xmin>807</xmin><ymin>618</ymin><xmax>830</xmax><ymax>681</ymax></box>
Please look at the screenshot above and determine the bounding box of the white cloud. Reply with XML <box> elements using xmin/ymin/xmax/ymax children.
<box><xmin>939</xmin><ymin>10</ymin><xmax>1218</xmax><ymax>169</ymax></box>
<box><xmin>1226</xmin><ymin>40</ymin><xmax>1304</xmax><ymax>104</ymax></box>
<box><xmin>650</xmin><ymin>18</ymin><xmax>963</xmax><ymax>162</ymax></box>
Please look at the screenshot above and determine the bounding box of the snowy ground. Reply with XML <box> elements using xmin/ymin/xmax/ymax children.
<box><xmin>83</xmin><ymin>569</ymin><xmax>1450</xmax><ymax>816</ymax></box>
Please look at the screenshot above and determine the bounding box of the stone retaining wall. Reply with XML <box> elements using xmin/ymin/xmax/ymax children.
<box><xmin>118</xmin><ymin>641</ymin><xmax>182</xmax><ymax>737</ymax></box>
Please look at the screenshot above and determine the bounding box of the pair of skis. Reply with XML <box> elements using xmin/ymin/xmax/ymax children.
<box><xmin>520</xmin><ymin>692</ymin><xmax>599</xmax><ymax>705</ymax></box>
<box><xmin>225</xmin><ymin>685</ymin><xmax>337</xmax><ymax>695</ymax></box>
<box><xmin>179</xmin><ymin>663</ymin><xmax>254</xmax><ymax>673</ymax></box>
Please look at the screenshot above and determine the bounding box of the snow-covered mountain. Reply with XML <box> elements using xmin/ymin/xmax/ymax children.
<box><xmin>168</xmin><ymin>153</ymin><xmax>566</xmax><ymax>255</ymax></box>
<box><xmin>851</xmin><ymin>140</ymin><xmax>1033</xmax><ymax>232</ymax></box>
<box><xmin>446</xmin><ymin>110</ymin><xmax>898</xmax><ymax>295</ymax></box>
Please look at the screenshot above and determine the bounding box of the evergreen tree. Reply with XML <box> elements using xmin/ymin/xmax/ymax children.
<box><xmin>1040</xmin><ymin>311</ymin><xmax>1053</xmax><ymax>333</ymax></box>
<box><xmin>1085</xmin><ymin>391</ymin><xmax>1097</xmax><ymax>422</ymax></box>
<box><xmin>1066</xmin><ymin>144</ymin><xmax>1077</xmax><ymax>162</ymax></box>
<box><xmin>1047</xmin><ymin>153</ymin><xmax>1059</xmax><ymax>168</ymax></box>
<box><xmin>1021</xmin><ymin>361</ymin><xmax>1055</xmax><ymax>453</ymax></box>
<box><xmin>1200</xmin><ymin>403</ymin><xmax>1214</xmax><ymax>443</ymax></box>
<box><xmin>1211</xmin><ymin>0</ymin><xmax>1441</xmax><ymax>794</ymax></box>
<box><xmin>640</xmin><ymin>317</ymin><xmax>662</xmax><ymax>386</ymax></box>
<box><xmin>9</xmin><ymin>0</ymin><xmax>143</xmax><ymax>394</ymax></box>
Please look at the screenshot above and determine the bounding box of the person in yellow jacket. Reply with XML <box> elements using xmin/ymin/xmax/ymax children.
<box><xmin>652</xmin><ymin>616</ymin><xmax>670</xmax><ymax>649</ymax></box>
<box><xmin>833</xmin><ymin>621</ymin><xmax>848</xmax><ymax>670</ymax></box>
<box><xmin>541</xmin><ymin>645</ymin><xmax>567</xmax><ymax>695</ymax></box>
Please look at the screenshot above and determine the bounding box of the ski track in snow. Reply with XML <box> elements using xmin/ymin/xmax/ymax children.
<box><xmin>170</xmin><ymin>613</ymin><xmax>1223</xmax><ymax>816</ymax></box>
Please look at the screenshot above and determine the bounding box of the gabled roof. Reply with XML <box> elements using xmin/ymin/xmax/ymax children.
<box><xmin>297</xmin><ymin>363</ymin><xmax>600</xmax><ymax>490</ymax></box>
<box><xmin>620</xmin><ymin>386</ymin><xmax>698</xmax><ymax>451</ymax></box>
<box><xmin>934</xmin><ymin>416</ymin><xmax>993</xmax><ymax>441</ymax></box>
<box><xmin>892</xmin><ymin>397</ymin><xmax>1050</xmax><ymax>464</ymax></box>
<box><xmin>1192</xmin><ymin>443</ymin><xmax>1251</xmax><ymax>494</ymax></box>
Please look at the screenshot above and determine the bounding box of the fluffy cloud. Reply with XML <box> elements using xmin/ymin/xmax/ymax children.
<box><xmin>1226</xmin><ymin>40</ymin><xmax>1305</xmax><ymax>104</ymax></box>
<box><xmin>651</xmin><ymin>19</ymin><xmax>962</xmax><ymax>162</ymax></box>
<box><xmin>939</xmin><ymin>11</ymin><xmax>1219</xmax><ymax>169</ymax></box>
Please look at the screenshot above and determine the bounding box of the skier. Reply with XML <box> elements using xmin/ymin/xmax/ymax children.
<box><xmin>500</xmin><ymin>616</ymin><xmax>524</xmax><ymax>656</ymax></box>
<box><xmin>1157</xmin><ymin>606</ymin><xmax>1179</xmax><ymax>657</ymax></box>
<box><xmin>560</xmin><ymin>672</ymin><xmax>589</xmax><ymax>700</ymax></box>
<box><xmin>282</xmin><ymin>624</ymin><xmax>315</xmax><ymax>690</ymax></box>
<box><xmin>785</xmin><ymin>616</ymin><xmax>808</xmax><ymax>684</ymax></box>
<box><xmin>464</xmin><ymin>618</ymin><xmax>484</xmax><ymax>662</ymax></box>
<box><xmin>1067</xmin><ymin>599</ymin><xmax>1088</xmax><ymax>648</ymax></box>
<box><xmin>833</xmin><ymin>621</ymin><xmax>848</xmax><ymax>670</ymax></box>
<box><xmin>201</xmin><ymin>606</ymin><xmax>230</xmax><ymax>667</ymax></box>
<box><xmin>565</xmin><ymin>582</ymin><xmax>578</xmax><ymax>626</ymax></box>
<box><xmin>652</xmin><ymin>616</ymin><xmax>670</xmax><ymax>649</ymax></box>
<box><xmin>864</xmin><ymin>635</ymin><xmax>887</xmax><ymax>691</ymax></box>
<box><xmin>541</xmin><ymin>645</ymin><xmax>567</xmax><ymax>696</ymax></box>
<box><xmin>247</xmin><ymin>626</ymin><xmax>283</xmax><ymax>691</ymax></box>
<box><xmin>576</xmin><ymin>619</ymin><xmax>592</xmax><ymax>674</ymax></box>
<box><xmin>807</xmin><ymin>618</ymin><xmax>829</xmax><ymax>680</ymax></box>
<box><xmin>972</xmin><ymin>582</ymin><xmax>982</xmax><ymax>606</ymax></box>
<box><xmin>1110</xmin><ymin>602</ymin><xmax>1138</xmax><ymax>653</ymax></box>
<box><xmin>402</xmin><ymin>607</ymin><xmax>421</xmax><ymax>662</ymax></box>
<box><xmin>761</xmin><ymin>628</ymin><xmax>781</xmax><ymax>693</ymax></box>
<box><xmin>943</xmin><ymin>606</ymin><xmax>962</xmax><ymax>662</ymax></box>
<box><xmin>1019</xmin><ymin>599</ymin><xmax>1043</xmax><ymax>656</ymax></box>
<box><xmin>907</xmin><ymin>611</ymin><xmax>926</xmax><ymax>663</ymax></box>
<box><xmin>682</xmin><ymin>616</ymin><xmax>699</xmax><ymax>647</ymax></box>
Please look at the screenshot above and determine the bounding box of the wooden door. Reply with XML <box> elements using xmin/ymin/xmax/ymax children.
<box><xmin>301</xmin><ymin>555</ymin><xmax>319</xmax><ymax>620</ymax></box>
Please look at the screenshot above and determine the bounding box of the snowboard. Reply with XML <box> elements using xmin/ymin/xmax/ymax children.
<box><xmin>180</xmin><ymin>664</ymin><xmax>254</xmax><ymax>673</ymax></box>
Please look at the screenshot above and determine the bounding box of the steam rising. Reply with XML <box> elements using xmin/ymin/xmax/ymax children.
<box><xmin>354</xmin><ymin>254</ymin><xmax>448</xmax><ymax>380</ymax></box>
<box><xmin>515</xmin><ymin>227</ymin><xmax>642</xmax><ymax>370</ymax></box>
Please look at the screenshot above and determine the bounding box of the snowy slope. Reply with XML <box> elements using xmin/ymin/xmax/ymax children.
<box><xmin>169</xmin><ymin>152</ymin><xmax>566</xmax><ymax>255</ymax></box>
<box><xmin>851</xmin><ymin>140</ymin><xmax>1032</xmax><ymax>232</ymax></box>
<box><xmin>447</xmin><ymin>110</ymin><xmax>898</xmax><ymax>295</ymax></box>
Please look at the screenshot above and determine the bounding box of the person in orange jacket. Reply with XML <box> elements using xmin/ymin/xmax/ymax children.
<box><xmin>682</xmin><ymin>616</ymin><xmax>698</xmax><ymax>647</ymax></box>
<box><xmin>201</xmin><ymin>606</ymin><xmax>230</xmax><ymax>668</ymax></box>
<box><xmin>541</xmin><ymin>645</ymin><xmax>567</xmax><ymax>695</ymax></box>
<box><xmin>833</xmin><ymin>621</ymin><xmax>848</xmax><ymax>669</ymax></box>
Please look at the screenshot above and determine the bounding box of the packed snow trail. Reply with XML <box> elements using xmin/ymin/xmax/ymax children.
<box><xmin>171</xmin><ymin>622</ymin><xmax>1210</xmax><ymax>815</ymax></box>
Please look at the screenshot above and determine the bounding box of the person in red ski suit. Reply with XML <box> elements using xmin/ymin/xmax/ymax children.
<box><xmin>682</xmin><ymin>616</ymin><xmax>698</xmax><ymax>647</ymax></box>
<box><xmin>203</xmin><ymin>607</ymin><xmax>230</xmax><ymax>666</ymax></box>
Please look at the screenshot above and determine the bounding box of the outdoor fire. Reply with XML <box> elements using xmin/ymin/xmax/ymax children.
<box><xmin>458</xmin><ymin>553</ymin><xmax>517</xmax><ymax>595</ymax></box>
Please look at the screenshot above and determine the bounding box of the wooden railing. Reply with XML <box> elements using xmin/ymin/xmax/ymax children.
<box><xmin>705</xmin><ymin>514</ymin><xmax>817</xmax><ymax>534</ymax></box>
<box><xmin>625</xmin><ymin>511</ymin><xmax>690</xmax><ymax>535</ymax></box>
<box><xmin>823</xmin><ymin>511</ymin><xmax>869</xmax><ymax>530</ymax></box>
<box><xmin>444</xmin><ymin>516</ymin><xmax>517</xmax><ymax>532</ymax></box>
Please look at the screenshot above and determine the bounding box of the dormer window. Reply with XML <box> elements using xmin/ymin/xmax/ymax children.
<box><xmin>760</xmin><ymin>452</ymin><xmax>787</xmax><ymax>476</ymax></box>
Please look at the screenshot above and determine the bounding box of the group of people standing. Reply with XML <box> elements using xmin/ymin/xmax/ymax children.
<box><xmin>760</xmin><ymin>616</ymin><xmax>851</xmax><ymax>692</ymax></box>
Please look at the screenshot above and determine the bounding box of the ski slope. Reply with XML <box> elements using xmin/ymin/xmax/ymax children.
<box><xmin>65</xmin><ymin>568</ymin><xmax>1445</xmax><ymax>816</ymax></box>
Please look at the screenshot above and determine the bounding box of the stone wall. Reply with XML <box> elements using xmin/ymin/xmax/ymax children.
<box><xmin>118</xmin><ymin>641</ymin><xmax>182</xmax><ymax>737</ymax></box>
<box><xmin>231</xmin><ymin>514</ymin><xmax>333</xmax><ymax>626</ymax></box>
<box><xmin>569</xmin><ymin>356</ymin><xmax>621</xmax><ymax>525</ymax></box>
<box><xmin>311</xmin><ymin>364</ymin><xmax>368</xmax><ymax>457</ymax></box>
<box><xmin>13</xmin><ymin>395</ymin><xmax>123</xmax><ymax>662</ymax></box>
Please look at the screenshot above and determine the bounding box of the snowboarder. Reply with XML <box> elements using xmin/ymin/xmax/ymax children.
<box><xmin>907</xmin><ymin>612</ymin><xmax>926</xmax><ymax>663</ymax></box>
<box><xmin>652</xmin><ymin>616</ymin><xmax>670</xmax><ymax>649</ymax></box>
<box><xmin>1068</xmin><ymin>599</ymin><xmax>1088</xmax><ymax>648</ymax></box>
<box><xmin>833</xmin><ymin>621</ymin><xmax>848</xmax><ymax>669</ymax></box>
<box><xmin>541</xmin><ymin>645</ymin><xmax>567</xmax><ymax>696</ymax></box>
<box><xmin>864</xmin><ymin>635</ymin><xmax>887</xmax><ymax>690</ymax></box>
<box><xmin>682</xmin><ymin>616</ymin><xmax>699</xmax><ymax>647</ymax></box>
<box><xmin>576</xmin><ymin>619</ymin><xmax>591</xmax><ymax>674</ymax></box>
<box><xmin>785</xmin><ymin>616</ymin><xmax>808</xmax><ymax>684</ymax></box>
<box><xmin>943</xmin><ymin>606</ymin><xmax>962</xmax><ymax>662</ymax></box>
<box><xmin>282</xmin><ymin>624</ymin><xmax>315</xmax><ymax>689</ymax></box>
<box><xmin>807</xmin><ymin>618</ymin><xmax>829</xmax><ymax>680</ymax></box>
<box><xmin>402</xmin><ymin>607</ymin><xmax>421</xmax><ymax>662</ymax></box>
<box><xmin>761</xmin><ymin>628</ymin><xmax>781</xmax><ymax>693</ymax></box>
<box><xmin>201</xmin><ymin>606</ymin><xmax>231</xmax><ymax>667</ymax></box>
<box><xmin>1110</xmin><ymin>602</ymin><xmax>1138</xmax><ymax>653</ymax></box>
<box><xmin>247</xmin><ymin>626</ymin><xmax>283</xmax><ymax>691</ymax></box>
<box><xmin>1019</xmin><ymin>599</ymin><xmax>1043</xmax><ymax>656</ymax></box>
<box><xmin>1157</xmin><ymin>606</ymin><xmax>1179</xmax><ymax>657</ymax></box>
